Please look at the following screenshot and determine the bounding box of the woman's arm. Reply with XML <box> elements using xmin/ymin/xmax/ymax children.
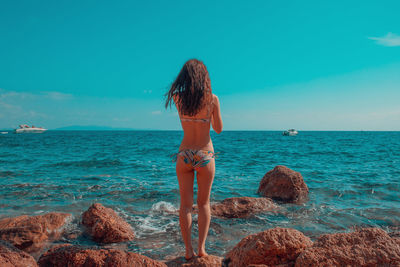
<box><xmin>211</xmin><ymin>94</ymin><xmax>223</xmax><ymax>134</ymax></box>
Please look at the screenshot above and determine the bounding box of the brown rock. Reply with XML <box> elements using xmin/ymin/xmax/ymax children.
<box><xmin>38</xmin><ymin>244</ymin><xmax>166</xmax><ymax>267</ymax></box>
<box><xmin>82</xmin><ymin>203</ymin><xmax>134</xmax><ymax>243</ymax></box>
<box><xmin>389</xmin><ymin>231</ymin><xmax>400</xmax><ymax>247</ymax></box>
<box><xmin>210</xmin><ymin>197</ymin><xmax>277</xmax><ymax>218</ymax></box>
<box><xmin>225</xmin><ymin>227</ymin><xmax>312</xmax><ymax>267</ymax></box>
<box><xmin>165</xmin><ymin>255</ymin><xmax>223</xmax><ymax>267</ymax></box>
<box><xmin>0</xmin><ymin>241</ymin><xmax>38</xmax><ymax>267</ymax></box>
<box><xmin>257</xmin><ymin>165</ymin><xmax>308</xmax><ymax>203</ymax></box>
<box><xmin>295</xmin><ymin>227</ymin><xmax>400</xmax><ymax>267</ymax></box>
<box><xmin>0</xmin><ymin>212</ymin><xmax>71</xmax><ymax>254</ymax></box>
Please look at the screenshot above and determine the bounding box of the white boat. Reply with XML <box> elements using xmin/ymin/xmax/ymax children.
<box><xmin>283</xmin><ymin>129</ymin><xmax>298</xmax><ymax>136</ymax></box>
<box><xmin>14</xmin><ymin>124</ymin><xmax>47</xmax><ymax>134</ymax></box>
<box><xmin>1</xmin><ymin>132</ymin><xmax>8</xmax><ymax>134</ymax></box>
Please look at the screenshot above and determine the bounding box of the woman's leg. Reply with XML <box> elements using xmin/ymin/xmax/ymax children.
<box><xmin>196</xmin><ymin>158</ymin><xmax>215</xmax><ymax>256</ymax></box>
<box><xmin>176</xmin><ymin>157</ymin><xmax>195</xmax><ymax>259</ymax></box>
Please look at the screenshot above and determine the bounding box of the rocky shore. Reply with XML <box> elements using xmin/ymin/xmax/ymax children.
<box><xmin>1</xmin><ymin>165</ymin><xmax>399</xmax><ymax>267</ymax></box>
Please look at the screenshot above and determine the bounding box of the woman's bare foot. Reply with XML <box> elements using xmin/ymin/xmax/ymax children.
<box><xmin>198</xmin><ymin>249</ymin><xmax>208</xmax><ymax>257</ymax></box>
<box><xmin>185</xmin><ymin>248</ymin><xmax>196</xmax><ymax>261</ymax></box>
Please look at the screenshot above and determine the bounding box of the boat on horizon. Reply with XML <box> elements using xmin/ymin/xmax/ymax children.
<box><xmin>283</xmin><ymin>129</ymin><xmax>298</xmax><ymax>136</ymax></box>
<box><xmin>14</xmin><ymin>124</ymin><xmax>47</xmax><ymax>134</ymax></box>
<box><xmin>0</xmin><ymin>132</ymin><xmax>8</xmax><ymax>134</ymax></box>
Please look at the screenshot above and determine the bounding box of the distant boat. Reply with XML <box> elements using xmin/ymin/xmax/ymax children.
<box><xmin>283</xmin><ymin>129</ymin><xmax>298</xmax><ymax>136</ymax></box>
<box><xmin>14</xmin><ymin>124</ymin><xmax>47</xmax><ymax>134</ymax></box>
<box><xmin>0</xmin><ymin>132</ymin><xmax>8</xmax><ymax>134</ymax></box>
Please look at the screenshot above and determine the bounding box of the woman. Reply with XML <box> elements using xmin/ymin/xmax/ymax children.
<box><xmin>165</xmin><ymin>59</ymin><xmax>223</xmax><ymax>260</ymax></box>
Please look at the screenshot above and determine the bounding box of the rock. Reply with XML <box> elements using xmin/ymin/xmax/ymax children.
<box><xmin>165</xmin><ymin>255</ymin><xmax>223</xmax><ymax>266</ymax></box>
<box><xmin>389</xmin><ymin>231</ymin><xmax>400</xmax><ymax>246</ymax></box>
<box><xmin>257</xmin><ymin>165</ymin><xmax>308</xmax><ymax>203</ymax></box>
<box><xmin>38</xmin><ymin>244</ymin><xmax>166</xmax><ymax>267</ymax></box>
<box><xmin>0</xmin><ymin>240</ymin><xmax>38</xmax><ymax>267</ymax></box>
<box><xmin>295</xmin><ymin>227</ymin><xmax>400</xmax><ymax>267</ymax></box>
<box><xmin>225</xmin><ymin>227</ymin><xmax>312</xmax><ymax>267</ymax></box>
<box><xmin>82</xmin><ymin>203</ymin><xmax>134</xmax><ymax>243</ymax></box>
<box><xmin>210</xmin><ymin>197</ymin><xmax>277</xmax><ymax>219</ymax></box>
<box><xmin>0</xmin><ymin>212</ymin><xmax>71</xmax><ymax>254</ymax></box>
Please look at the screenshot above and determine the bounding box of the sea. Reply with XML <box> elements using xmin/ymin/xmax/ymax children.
<box><xmin>0</xmin><ymin>131</ymin><xmax>399</xmax><ymax>259</ymax></box>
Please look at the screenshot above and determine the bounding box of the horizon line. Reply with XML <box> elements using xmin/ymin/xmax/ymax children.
<box><xmin>41</xmin><ymin>129</ymin><xmax>400</xmax><ymax>132</ymax></box>
<box><xmin>1</xmin><ymin>127</ymin><xmax>400</xmax><ymax>132</ymax></box>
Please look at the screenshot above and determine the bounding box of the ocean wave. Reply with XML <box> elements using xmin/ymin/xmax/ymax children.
<box><xmin>150</xmin><ymin>201</ymin><xmax>178</xmax><ymax>214</ymax></box>
<box><xmin>0</xmin><ymin>143</ymin><xmax>20</xmax><ymax>147</ymax></box>
<box><xmin>141</xmin><ymin>147</ymin><xmax>169</xmax><ymax>154</ymax></box>
<box><xmin>46</xmin><ymin>158</ymin><xmax>123</xmax><ymax>168</ymax></box>
<box><xmin>0</xmin><ymin>170</ymin><xmax>17</xmax><ymax>177</ymax></box>
<box><xmin>8</xmin><ymin>183</ymin><xmax>45</xmax><ymax>188</ymax></box>
<box><xmin>131</xmin><ymin>201</ymin><xmax>179</xmax><ymax>236</ymax></box>
<box><xmin>0</xmin><ymin>158</ymin><xmax>36</xmax><ymax>164</ymax></box>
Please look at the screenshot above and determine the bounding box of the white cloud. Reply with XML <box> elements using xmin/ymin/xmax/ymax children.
<box><xmin>368</xmin><ymin>32</ymin><xmax>400</xmax><ymax>47</ymax></box>
<box><xmin>28</xmin><ymin>110</ymin><xmax>48</xmax><ymax>119</ymax></box>
<box><xmin>43</xmin><ymin>91</ymin><xmax>74</xmax><ymax>100</ymax></box>
<box><xmin>0</xmin><ymin>100</ymin><xmax>21</xmax><ymax>111</ymax></box>
<box><xmin>0</xmin><ymin>88</ymin><xmax>35</xmax><ymax>100</ymax></box>
<box><xmin>151</xmin><ymin>110</ymin><xmax>162</xmax><ymax>115</ymax></box>
<box><xmin>0</xmin><ymin>88</ymin><xmax>73</xmax><ymax>101</ymax></box>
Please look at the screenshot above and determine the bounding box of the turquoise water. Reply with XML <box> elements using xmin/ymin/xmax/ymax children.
<box><xmin>0</xmin><ymin>131</ymin><xmax>399</xmax><ymax>259</ymax></box>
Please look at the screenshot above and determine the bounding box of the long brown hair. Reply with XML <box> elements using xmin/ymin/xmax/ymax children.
<box><xmin>165</xmin><ymin>59</ymin><xmax>212</xmax><ymax>116</ymax></box>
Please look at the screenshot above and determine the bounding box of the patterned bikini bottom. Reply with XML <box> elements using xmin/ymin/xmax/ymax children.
<box><xmin>172</xmin><ymin>149</ymin><xmax>217</xmax><ymax>169</ymax></box>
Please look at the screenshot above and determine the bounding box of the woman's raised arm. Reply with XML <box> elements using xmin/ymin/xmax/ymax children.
<box><xmin>211</xmin><ymin>94</ymin><xmax>223</xmax><ymax>134</ymax></box>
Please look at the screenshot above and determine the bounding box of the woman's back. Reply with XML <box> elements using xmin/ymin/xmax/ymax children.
<box><xmin>176</xmin><ymin>94</ymin><xmax>221</xmax><ymax>150</ymax></box>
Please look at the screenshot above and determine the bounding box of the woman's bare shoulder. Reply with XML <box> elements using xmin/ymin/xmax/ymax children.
<box><xmin>212</xmin><ymin>94</ymin><xmax>220</xmax><ymax>105</ymax></box>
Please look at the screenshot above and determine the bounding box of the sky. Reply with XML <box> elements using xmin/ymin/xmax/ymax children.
<box><xmin>0</xmin><ymin>0</ymin><xmax>399</xmax><ymax>130</ymax></box>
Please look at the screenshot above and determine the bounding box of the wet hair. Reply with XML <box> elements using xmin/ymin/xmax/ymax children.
<box><xmin>165</xmin><ymin>59</ymin><xmax>212</xmax><ymax>116</ymax></box>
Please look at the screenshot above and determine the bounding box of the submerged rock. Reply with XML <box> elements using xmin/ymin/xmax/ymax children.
<box><xmin>82</xmin><ymin>203</ymin><xmax>134</xmax><ymax>244</ymax></box>
<box><xmin>257</xmin><ymin>165</ymin><xmax>308</xmax><ymax>203</ymax></box>
<box><xmin>38</xmin><ymin>244</ymin><xmax>166</xmax><ymax>267</ymax></box>
<box><xmin>210</xmin><ymin>197</ymin><xmax>277</xmax><ymax>218</ymax></box>
<box><xmin>0</xmin><ymin>241</ymin><xmax>38</xmax><ymax>267</ymax></box>
<box><xmin>165</xmin><ymin>255</ymin><xmax>223</xmax><ymax>267</ymax></box>
<box><xmin>295</xmin><ymin>227</ymin><xmax>400</xmax><ymax>266</ymax></box>
<box><xmin>0</xmin><ymin>212</ymin><xmax>71</xmax><ymax>254</ymax></box>
<box><xmin>225</xmin><ymin>227</ymin><xmax>312</xmax><ymax>267</ymax></box>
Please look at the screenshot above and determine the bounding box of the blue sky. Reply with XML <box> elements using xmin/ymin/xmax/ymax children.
<box><xmin>0</xmin><ymin>0</ymin><xmax>399</xmax><ymax>130</ymax></box>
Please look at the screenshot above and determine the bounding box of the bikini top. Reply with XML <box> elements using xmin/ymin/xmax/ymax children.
<box><xmin>179</xmin><ymin>99</ymin><xmax>213</xmax><ymax>123</ymax></box>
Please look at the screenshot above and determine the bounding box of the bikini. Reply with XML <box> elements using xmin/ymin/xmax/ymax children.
<box><xmin>173</xmin><ymin>100</ymin><xmax>217</xmax><ymax>169</ymax></box>
<box><xmin>174</xmin><ymin>149</ymin><xmax>216</xmax><ymax>169</ymax></box>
